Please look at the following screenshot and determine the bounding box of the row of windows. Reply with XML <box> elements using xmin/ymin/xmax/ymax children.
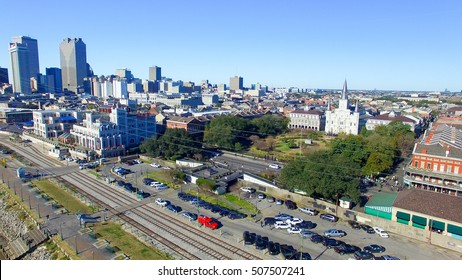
<box><xmin>413</xmin><ymin>160</ymin><xmax>460</xmax><ymax>174</ymax></box>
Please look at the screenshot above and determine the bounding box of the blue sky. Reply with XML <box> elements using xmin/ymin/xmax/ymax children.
<box><xmin>1</xmin><ymin>0</ymin><xmax>461</xmax><ymax>91</ymax></box>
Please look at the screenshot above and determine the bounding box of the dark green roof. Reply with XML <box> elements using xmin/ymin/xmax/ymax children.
<box><xmin>365</xmin><ymin>192</ymin><xmax>399</xmax><ymax>208</ymax></box>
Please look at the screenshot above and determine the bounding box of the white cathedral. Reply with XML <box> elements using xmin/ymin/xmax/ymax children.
<box><xmin>325</xmin><ymin>80</ymin><xmax>369</xmax><ymax>135</ymax></box>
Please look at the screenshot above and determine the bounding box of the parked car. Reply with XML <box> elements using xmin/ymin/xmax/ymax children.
<box><xmin>274</xmin><ymin>221</ymin><xmax>291</xmax><ymax>229</ymax></box>
<box><xmin>275</xmin><ymin>199</ymin><xmax>284</xmax><ymax>205</ymax></box>
<box><xmin>136</xmin><ymin>191</ymin><xmax>150</xmax><ymax>199</ymax></box>
<box><xmin>322</xmin><ymin>238</ymin><xmax>345</xmax><ymax>248</ymax></box>
<box><xmin>299</xmin><ymin>229</ymin><xmax>317</xmax><ymax>239</ymax></box>
<box><xmin>155</xmin><ymin>198</ymin><xmax>169</xmax><ymax>207</ymax></box>
<box><xmin>240</xmin><ymin>187</ymin><xmax>256</xmax><ymax>193</ymax></box>
<box><xmin>361</xmin><ymin>224</ymin><xmax>375</xmax><ymax>234</ymax></box>
<box><xmin>274</xmin><ymin>213</ymin><xmax>293</xmax><ymax>220</ymax></box>
<box><xmin>280</xmin><ymin>244</ymin><xmax>297</xmax><ymax>259</ymax></box>
<box><xmin>320</xmin><ymin>214</ymin><xmax>338</xmax><ymax>222</ymax></box>
<box><xmin>375</xmin><ymin>255</ymin><xmax>400</xmax><ymax>260</ymax></box>
<box><xmin>134</xmin><ymin>159</ymin><xmax>142</xmax><ymax>164</ymax></box>
<box><xmin>287</xmin><ymin>227</ymin><xmax>302</xmax><ymax>234</ymax></box>
<box><xmin>255</xmin><ymin>236</ymin><xmax>269</xmax><ymax>250</ymax></box>
<box><xmin>310</xmin><ymin>234</ymin><xmax>324</xmax><ymax>243</ymax></box>
<box><xmin>373</xmin><ymin>227</ymin><xmax>389</xmax><ymax>238</ymax></box>
<box><xmin>348</xmin><ymin>220</ymin><xmax>361</xmax><ymax>230</ymax></box>
<box><xmin>150</xmin><ymin>163</ymin><xmax>161</xmax><ymax>168</ymax></box>
<box><xmin>354</xmin><ymin>250</ymin><xmax>375</xmax><ymax>260</ymax></box>
<box><xmin>286</xmin><ymin>217</ymin><xmax>304</xmax><ymax>226</ymax></box>
<box><xmin>267</xmin><ymin>242</ymin><xmax>280</xmax><ymax>255</ymax></box>
<box><xmin>198</xmin><ymin>215</ymin><xmax>219</xmax><ymax>230</ymax></box>
<box><xmin>182</xmin><ymin>211</ymin><xmax>198</xmax><ymax>221</ymax></box>
<box><xmin>156</xmin><ymin>184</ymin><xmax>169</xmax><ymax>190</ymax></box>
<box><xmin>285</xmin><ymin>200</ymin><xmax>297</xmax><ymax>210</ymax></box>
<box><xmin>299</xmin><ymin>207</ymin><xmax>319</xmax><ymax>216</ymax></box>
<box><xmin>262</xmin><ymin>217</ymin><xmax>277</xmax><ymax>227</ymax></box>
<box><xmin>257</xmin><ymin>193</ymin><xmax>266</xmax><ymax>199</ymax></box>
<box><xmin>292</xmin><ymin>252</ymin><xmax>312</xmax><ymax>260</ymax></box>
<box><xmin>297</xmin><ymin>221</ymin><xmax>317</xmax><ymax>229</ymax></box>
<box><xmin>324</xmin><ymin>229</ymin><xmax>347</xmax><ymax>238</ymax></box>
<box><xmin>334</xmin><ymin>244</ymin><xmax>361</xmax><ymax>255</ymax></box>
<box><xmin>228</xmin><ymin>212</ymin><xmax>246</xmax><ymax>220</ymax></box>
<box><xmin>143</xmin><ymin>178</ymin><xmax>154</xmax><ymax>185</ymax></box>
<box><xmin>363</xmin><ymin>244</ymin><xmax>386</xmax><ymax>253</ymax></box>
<box><xmin>243</xmin><ymin>231</ymin><xmax>256</xmax><ymax>245</ymax></box>
<box><xmin>267</xmin><ymin>196</ymin><xmax>275</xmax><ymax>203</ymax></box>
<box><xmin>166</xmin><ymin>204</ymin><xmax>182</xmax><ymax>213</ymax></box>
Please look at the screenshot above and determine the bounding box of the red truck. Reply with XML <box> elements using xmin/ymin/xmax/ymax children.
<box><xmin>198</xmin><ymin>215</ymin><xmax>219</xmax><ymax>230</ymax></box>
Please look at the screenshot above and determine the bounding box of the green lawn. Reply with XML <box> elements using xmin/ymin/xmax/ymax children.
<box><xmin>145</xmin><ymin>171</ymin><xmax>176</xmax><ymax>188</ymax></box>
<box><xmin>92</xmin><ymin>222</ymin><xmax>172</xmax><ymax>260</ymax></box>
<box><xmin>34</xmin><ymin>179</ymin><xmax>94</xmax><ymax>214</ymax></box>
<box><xmin>222</xmin><ymin>193</ymin><xmax>259</xmax><ymax>214</ymax></box>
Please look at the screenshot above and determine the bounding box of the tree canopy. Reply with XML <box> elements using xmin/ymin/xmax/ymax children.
<box><xmin>139</xmin><ymin>128</ymin><xmax>201</xmax><ymax>160</ymax></box>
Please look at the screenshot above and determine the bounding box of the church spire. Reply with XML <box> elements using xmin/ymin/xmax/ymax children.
<box><xmin>342</xmin><ymin>79</ymin><xmax>348</xmax><ymax>100</ymax></box>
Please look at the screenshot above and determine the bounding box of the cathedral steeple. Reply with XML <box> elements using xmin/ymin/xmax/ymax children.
<box><xmin>342</xmin><ymin>79</ymin><xmax>348</xmax><ymax>100</ymax></box>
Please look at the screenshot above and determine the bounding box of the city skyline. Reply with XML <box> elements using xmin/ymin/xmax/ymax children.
<box><xmin>1</xmin><ymin>0</ymin><xmax>461</xmax><ymax>92</ymax></box>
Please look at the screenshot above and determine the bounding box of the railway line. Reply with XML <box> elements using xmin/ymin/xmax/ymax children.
<box><xmin>5</xmin><ymin>138</ymin><xmax>261</xmax><ymax>260</ymax></box>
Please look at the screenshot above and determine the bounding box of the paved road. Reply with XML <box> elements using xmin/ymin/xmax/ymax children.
<box><xmin>212</xmin><ymin>153</ymin><xmax>282</xmax><ymax>175</ymax></box>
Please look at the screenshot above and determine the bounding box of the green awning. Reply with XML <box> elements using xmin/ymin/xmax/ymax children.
<box><xmin>396</xmin><ymin>211</ymin><xmax>410</xmax><ymax>221</ymax></box>
<box><xmin>447</xmin><ymin>224</ymin><xmax>462</xmax><ymax>236</ymax></box>
<box><xmin>412</xmin><ymin>222</ymin><xmax>426</xmax><ymax>229</ymax></box>
<box><xmin>397</xmin><ymin>218</ymin><xmax>409</xmax><ymax>225</ymax></box>
<box><xmin>412</xmin><ymin>215</ymin><xmax>427</xmax><ymax>226</ymax></box>
<box><xmin>429</xmin><ymin>220</ymin><xmax>445</xmax><ymax>231</ymax></box>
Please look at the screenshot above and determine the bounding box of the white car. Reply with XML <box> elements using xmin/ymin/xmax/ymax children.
<box><xmin>155</xmin><ymin>198</ymin><xmax>169</xmax><ymax>207</ymax></box>
<box><xmin>287</xmin><ymin>227</ymin><xmax>302</xmax><ymax>234</ymax></box>
<box><xmin>274</xmin><ymin>221</ymin><xmax>291</xmax><ymax>229</ymax></box>
<box><xmin>286</xmin><ymin>217</ymin><xmax>304</xmax><ymax>226</ymax></box>
<box><xmin>134</xmin><ymin>159</ymin><xmax>142</xmax><ymax>164</ymax></box>
<box><xmin>268</xmin><ymin>163</ymin><xmax>281</xmax><ymax>169</ymax></box>
<box><xmin>150</xmin><ymin>163</ymin><xmax>160</xmax><ymax>168</ymax></box>
<box><xmin>240</xmin><ymin>187</ymin><xmax>255</xmax><ymax>193</ymax></box>
<box><xmin>373</xmin><ymin>226</ymin><xmax>389</xmax><ymax>238</ymax></box>
<box><xmin>299</xmin><ymin>207</ymin><xmax>319</xmax><ymax>216</ymax></box>
<box><xmin>150</xmin><ymin>181</ymin><xmax>163</xmax><ymax>187</ymax></box>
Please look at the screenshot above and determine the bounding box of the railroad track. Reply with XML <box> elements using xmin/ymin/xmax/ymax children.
<box><xmin>5</xmin><ymin>139</ymin><xmax>261</xmax><ymax>260</ymax></box>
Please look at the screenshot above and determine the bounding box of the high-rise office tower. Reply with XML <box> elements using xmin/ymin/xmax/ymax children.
<box><xmin>0</xmin><ymin>67</ymin><xmax>9</xmax><ymax>84</ymax></box>
<box><xmin>149</xmin><ymin>66</ymin><xmax>161</xmax><ymax>81</ymax></box>
<box><xmin>230</xmin><ymin>76</ymin><xmax>243</xmax><ymax>91</ymax></box>
<box><xmin>9</xmin><ymin>42</ymin><xmax>32</xmax><ymax>94</ymax></box>
<box><xmin>11</xmin><ymin>36</ymin><xmax>40</xmax><ymax>78</ymax></box>
<box><xmin>60</xmin><ymin>38</ymin><xmax>87</xmax><ymax>93</ymax></box>
<box><xmin>46</xmin><ymin>67</ymin><xmax>62</xmax><ymax>93</ymax></box>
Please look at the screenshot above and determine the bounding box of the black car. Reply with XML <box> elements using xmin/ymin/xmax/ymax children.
<box><xmin>255</xmin><ymin>236</ymin><xmax>269</xmax><ymax>250</ymax></box>
<box><xmin>334</xmin><ymin>244</ymin><xmax>361</xmax><ymax>255</ymax></box>
<box><xmin>297</xmin><ymin>221</ymin><xmax>317</xmax><ymax>229</ymax></box>
<box><xmin>348</xmin><ymin>220</ymin><xmax>361</xmax><ymax>230</ymax></box>
<box><xmin>228</xmin><ymin>212</ymin><xmax>246</xmax><ymax>220</ymax></box>
<box><xmin>280</xmin><ymin>244</ymin><xmax>297</xmax><ymax>259</ymax></box>
<box><xmin>262</xmin><ymin>217</ymin><xmax>277</xmax><ymax>227</ymax></box>
<box><xmin>310</xmin><ymin>234</ymin><xmax>324</xmax><ymax>243</ymax></box>
<box><xmin>267</xmin><ymin>242</ymin><xmax>280</xmax><ymax>255</ymax></box>
<box><xmin>292</xmin><ymin>252</ymin><xmax>312</xmax><ymax>260</ymax></box>
<box><xmin>124</xmin><ymin>183</ymin><xmax>136</xmax><ymax>193</ymax></box>
<box><xmin>363</xmin><ymin>244</ymin><xmax>386</xmax><ymax>253</ymax></box>
<box><xmin>137</xmin><ymin>191</ymin><xmax>150</xmax><ymax>198</ymax></box>
<box><xmin>243</xmin><ymin>232</ymin><xmax>257</xmax><ymax>245</ymax></box>
<box><xmin>322</xmin><ymin>238</ymin><xmax>345</xmax><ymax>248</ymax></box>
<box><xmin>210</xmin><ymin>205</ymin><xmax>221</xmax><ymax>213</ymax></box>
<box><xmin>116</xmin><ymin>180</ymin><xmax>125</xmax><ymax>187</ymax></box>
<box><xmin>361</xmin><ymin>224</ymin><xmax>375</xmax><ymax>234</ymax></box>
<box><xmin>143</xmin><ymin>178</ymin><xmax>154</xmax><ymax>185</ymax></box>
<box><xmin>354</xmin><ymin>250</ymin><xmax>375</xmax><ymax>260</ymax></box>
<box><xmin>285</xmin><ymin>200</ymin><xmax>297</xmax><ymax>210</ymax></box>
<box><xmin>219</xmin><ymin>208</ymin><xmax>230</xmax><ymax>217</ymax></box>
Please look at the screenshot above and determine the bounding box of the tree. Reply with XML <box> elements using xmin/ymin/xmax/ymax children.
<box><xmin>196</xmin><ymin>178</ymin><xmax>216</xmax><ymax>192</ymax></box>
<box><xmin>251</xmin><ymin>114</ymin><xmax>289</xmax><ymax>136</ymax></box>
<box><xmin>203</xmin><ymin>115</ymin><xmax>252</xmax><ymax>150</ymax></box>
<box><xmin>139</xmin><ymin>128</ymin><xmax>201</xmax><ymax>160</ymax></box>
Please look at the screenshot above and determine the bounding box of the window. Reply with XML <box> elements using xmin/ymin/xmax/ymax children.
<box><xmin>420</xmin><ymin>162</ymin><xmax>425</xmax><ymax>168</ymax></box>
<box><xmin>447</xmin><ymin>166</ymin><xmax>452</xmax><ymax>173</ymax></box>
<box><xmin>427</xmin><ymin>163</ymin><xmax>431</xmax><ymax>169</ymax></box>
<box><xmin>454</xmin><ymin>166</ymin><xmax>459</xmax><ymax>174</ymax></box>
<box><xmin>414</xmin><ymin>161</ymin><xmax>419</xmax><ymax>167</ymax></box>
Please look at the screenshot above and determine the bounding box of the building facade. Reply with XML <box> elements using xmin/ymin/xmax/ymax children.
<box><xmin>60</xmin><ymin>38</ymin><xmax>87</xmax><ymax>93</ymax></box>
<box><xmin>11</xmin><ymin>36</ymin><xmax>40</xmax><ymax>79</ymax></box>
<box><xmin>288</xmin><ymin>108</ymin><xmax>325</xmax><ymax>131</ymax></box>
<box><xmin>149</xmin><ymin>66</ymin><xmax>161</xmax><ymax>81</ymax></box>
<box><xmin>45</xmin><ymin>67</ymin><xmax>62</xmax><ymax>93</ymax></box>
<box><xmin>9</xmin><ymin>42</ymin><xmax>32</xmax><ymax>94</ymax></box>
<box><xmin>365</xmin><ymin>111</ymin><xmax>417</xmax><ymax>132</ymax></box>
<box><xmin>325</xmin><ymin>80</ymin><xmax>363</xmax><ymax>135</ymax></box>
<box><xmin>230</xmin><ymin>76</ymin><xmax>243</xmax><ymax>91</ymax></box>
<box><xmin>404</xmin><ymin>122</ymin><xmax>462</xmax><ymax>197</ymax></box>
<box><xmin>0</xmin><ymin>67</ymin><xmax>8</xmax><ymax>84</ymax></box>
<box><xmin>33</xmin><ymin>110</ymin><xmax>79</xmax><ymax>139</ymax></box>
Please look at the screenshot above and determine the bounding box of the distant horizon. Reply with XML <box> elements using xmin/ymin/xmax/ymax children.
<box><xmin>1</xmin><ymin>1</ymin><xmax>461</xmax><ymax>92</ymax></box>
